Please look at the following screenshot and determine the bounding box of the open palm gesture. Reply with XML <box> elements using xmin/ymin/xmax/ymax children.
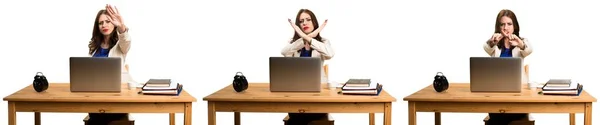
<box><xmin>106</xmin><ymin>4</ymin><xmax>126</xmax><ymax>33</ymax></box>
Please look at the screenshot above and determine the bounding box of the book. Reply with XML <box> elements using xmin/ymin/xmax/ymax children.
<box><xmin>542</xmin><ymin>84</ymin><xmax>583</xmax><ymax>96</ymax></box>
<box><xmin>341</xmin><ymin>89</ymin><xmax>380</xmax><ymax>95</ymax></box>
<box><xmin>542</xmin><ymin>81</ymin><xmax>578</xmax><ymax>90</ymax></box>
<box><xmin>342</xmin><ymin>82</ymin><xmax>379</xmax><ymax>90</ymax></box>
<box><xmin>545</xmin><ymin>79</ymin><xmax>573</xmax><ymax>87</ymax></box>
<box><xmin>343</xmin><ymin>79</ymin><xmax>371</xmax><ymax>87</ymax></box>
<box><xmin>144</xmin><ymin>79</ymin><xmax>173</xmax><ymax>87</ymax></box>
<box><xmin>341</xmin><ymin>84</ymin><xmax>383</xmax><ymax>95</ymax></box>
<box><xmin>141</xmin><ymin>84</ymin><xmax>183</xmax><ymax>95</ymax></box>
<box><xmin>142</xmin><ymin>79</ymin><xmax>179</xmax><ymax>90</ymax></box>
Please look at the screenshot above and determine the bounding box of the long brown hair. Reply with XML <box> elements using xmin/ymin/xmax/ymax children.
<box><xmin>494</xmin><ymin>9</ymin><xmax>520</xmax><ymax>49</ymax></box>
<box><xmin>291</xmin><ymin>9</ymin><xmax>322</xmax><ymax>43</ymax></box>
<box><xmin>88</xmin><ymin>9</ymin><xmax>118</xmax><ymax>55</ymax></box>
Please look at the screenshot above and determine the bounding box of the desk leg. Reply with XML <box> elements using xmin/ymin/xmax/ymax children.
<box><xmin>384</xmin><ymin>102</ymin><xmax>392</xmax><ymax>125</ymax></box>
<box><xmin>570</xmin><ymin>113</ymin><xmax>575</xmax><ymax>125</ymax></box>
<box><xmin>170</xmin><ymin>113</ymin><xmax>175</xmax><ymax>125</ymax></box>
<box><xmin>435</xmin><ymin>112</ymin><xmax>440</xmax><ymax>125</ymax></box>
<box><xmin>35</xmin><ymin>112</ymin><xmax>41</xmax><ymax>125</ymax></box>
<box><xmin>369</xmin><ymin>113</ymin><xmax>375</xmax><ymax>125</ymax></box>
<box><xmin>8</xmin><ymin>101</ymin><xmax>16</xmax><ymax>125</ymax></box>
<box><xmin>234</xmin><ymin>112</ymin><xmax>240</xmax><ymax>125</ymax></box>
<box><xmin>585</xmin><ymin>103</ymin><xmax>592</xmax><ymax>125</ymax></box>
<box><xmin>208</xmin><ymin>101</ymin><xmax>216</xmax><ymax>125</ymax></box>
<box><xmin>408</xmin><ymin>101</ymin><xmax>416</xmax><ymax>125</ymax></box>
<box><xmin>184</xmin><ymin>102</ymin><xmax>192</xmax><ymax>125</ymax></box>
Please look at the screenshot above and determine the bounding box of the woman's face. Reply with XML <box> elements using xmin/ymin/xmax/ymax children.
<box><xmin>97</xmin><ymin>14</ymin><xmax>114</xmax><ymax>36</ymax></box>
<box><xmin>499</xmin><ymin>16</ymin><xmax>514</xmax><ymax>37</ymax></box>
<box><xmin>298</xmin><ymin>12</ymin><xmax>314</xmax><ymax>34</ymax></box>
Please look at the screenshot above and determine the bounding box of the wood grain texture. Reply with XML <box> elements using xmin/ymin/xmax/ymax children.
<box><xmin>384</xmin><ymin>102</ymin><xmax>392</xmax><ymax>125</ymax></box>
<box><xmin>414</xmin><ymin>101</ymin><xmax>584</xmax><ymax>113</ymax></box>
<box><xmin>585</xmin><ymin>102</ymin><xmax>592</xmax><ymax>125</ymax></box>
<box><xmin>203</xmin><ymin>83</ymin><xmax>396</xmax><ymax>102</ymax></box>
<box><xmin>3</xmin><ymin>83</ymin><xmax>196</xmax><ymax>102</ymax></box>
<box><xmin>404</xmin><ymin>83</ymin><xmax>596</xmax><ymax>102</ymax></box>
<box><xmin>408</xmin><ymin>101</ymin><xmax>416</xmax><ymax>125</ymax></box>
<box><xmin>570</xmin><ymin>113</ymin><xmax>575</xmax><ymax>125</ymax></box>
<box><xmin>8</xmin><ymin>101</ymin><xmax>15</xmax><ymax>125</ymax></box>
<box><xmin>169</xmin><ymin>113</ymin><xmax>175</xmax><ymax>125</ymax></box>
<box><xmin>184</xmin><ymin>102</ymin><xmax>192</xmax><ymax>125</ymax></box>
<box><xmin>14</xmin><ymin>102</ymin><xmax>185</xmax><ymax>113</ymax></box>
<box><xmin>213</xmin><ymin>101</ymin><xmax>384</xmax><ymax>113</ymax></box>
<box><xmin>3</xmin><ymin>83</ymin><xmax>197</xmax><ymax>125</ymax></box>
<box><xmin>208</xmin><ymin>101</ymin><xmax>216</xmax><ymax>125</ymax></box>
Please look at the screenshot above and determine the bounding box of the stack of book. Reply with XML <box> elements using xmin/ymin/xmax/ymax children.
<box><xmin>340</xmin><ymin>79</ymin><xmax>383</xmax><ymax>95</ymax></box>
<box><xmin>140</xmin><ymin>79</ymin><xmax>183</xmax><ymax>95</ymax></box>
<box><xmin>541</xmin><ymin>79</ymin><xmax>583</xmax><ymax>96</ymax></box>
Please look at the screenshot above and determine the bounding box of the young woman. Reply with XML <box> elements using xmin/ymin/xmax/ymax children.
<box><xmin>280</xmin><ymin>9</ymin><xmax>334</xmax><ymax>125</ymax></box>
<box><xmin>87</xmin><ymin>4</ymin><xmax>133</xmax><ymax>125</ymax></box>
<box><xmin>281</xmin><ymin>9</ymin><xmax>334</xmax><ymax>84</ymax></box>
<box><xmin>483</xmin><ymin>9</ymin><xmax>533</xmax><ymax>125</ymax></box>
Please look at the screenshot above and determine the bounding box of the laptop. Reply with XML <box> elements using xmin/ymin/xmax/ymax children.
<box><xmin>69</xmin><ymin>57</ymin><xmax>122</xmax><ymax>92</ymax></box>
<box><xmin>470</xmin><ymin>57</ymin><xmax>522</xmax><ymax>92</ymax></box>
<box><xmin>269</xmin><ymin>57</ymin><xmax>322</xmax><ymax>92</ymax></box>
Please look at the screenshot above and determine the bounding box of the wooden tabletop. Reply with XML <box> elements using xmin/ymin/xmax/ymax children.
<box><xmin>203</xmin><ymin>83</ymin><xmax>396</xmax><ymax>102</ymax></box>
<box><xmin>3</xmin><ymin>83</ymin><xmax>197</xmax><ymax>103</ymax></box>
<box><xmin>403</xmin><ymin>83</ymin><xmax>596</xmax><ymax>102</ymax></box>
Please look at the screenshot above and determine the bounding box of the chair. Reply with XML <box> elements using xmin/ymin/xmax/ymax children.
<box><xmin>83</xmin><ymin>114</ymin><xmax>135</xmax><ymax>125</ymax></box>
<box><xmin>483</xmin><ymin>114</ymin><xmax>535</xmax><ymax>125</ymax></box>
<box><xmin>283</xmin><ymin>113</ymin><xmax>335</xmax><ymax>125</ymax></box>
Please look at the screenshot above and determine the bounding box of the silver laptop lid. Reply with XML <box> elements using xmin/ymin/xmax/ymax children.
<box><xmin>69</xmin><ymin>57</ymin><xmax>122</xmax><ymax>92</ymax></box>
<box><xmin>269</xmin><ymin>57</ymin><xmax>322</xmax><ymax>92</ymax></box>
<box><xmin>470</xmin><ymin>57</ymin><xmax>522</xmax><ymax>92</ymax></box>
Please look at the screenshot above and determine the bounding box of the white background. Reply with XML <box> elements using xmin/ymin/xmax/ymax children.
<box><xmin>1</xmin><ymin>0</ymin><xmax>599</xmax><ymax>125</ymax></box>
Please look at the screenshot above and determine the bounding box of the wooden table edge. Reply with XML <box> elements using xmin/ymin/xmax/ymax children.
<box><xmin>202</xmin><ymin>99</ymin><xmax>397</xmax><ymax>103</ymax></box>
<box><xmin>402</xmin><ymin>99</ymin><xmax>597</xmax><ymax>103</ymax></box>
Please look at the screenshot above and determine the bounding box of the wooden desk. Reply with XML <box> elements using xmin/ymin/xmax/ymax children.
<box><xmin>3</xmin><ymin>83</ymin><xmax>197</xmax><ymax>125</ymax></box>
<box><xmin>203</xmin><ymin>83</ymin><xmax>397</xmax><ymax>125</ymax></box>
<box><xmin>403</xmin><ymin>83</ymin><xmax>596</xmax><ymax>125</ymax></box>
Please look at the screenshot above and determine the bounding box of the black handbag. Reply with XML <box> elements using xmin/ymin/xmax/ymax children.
<box><xmin>232</xmin><ymin>72</ymin><xmax>248</xmax><ymax>92</ymax></box>
<box><xmin>33</xmin><ymin>72</ymin><xmax>49</xmax><ymax>92</ymax></box>
<box><xmin>433</xmin><ymin>72</ymin><xmax>449</xmax><ymax>92</ymax></box>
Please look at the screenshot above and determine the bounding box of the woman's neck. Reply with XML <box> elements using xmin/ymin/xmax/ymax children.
<box><xmin>101</xmin><ymin>35</ymin><xmax>111</xmax><ymax>49</ymax></box>
<box><xmin>503</xmin><ymin>39</ymin><xmax>511</xmax><ymax>49</ymax></box>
